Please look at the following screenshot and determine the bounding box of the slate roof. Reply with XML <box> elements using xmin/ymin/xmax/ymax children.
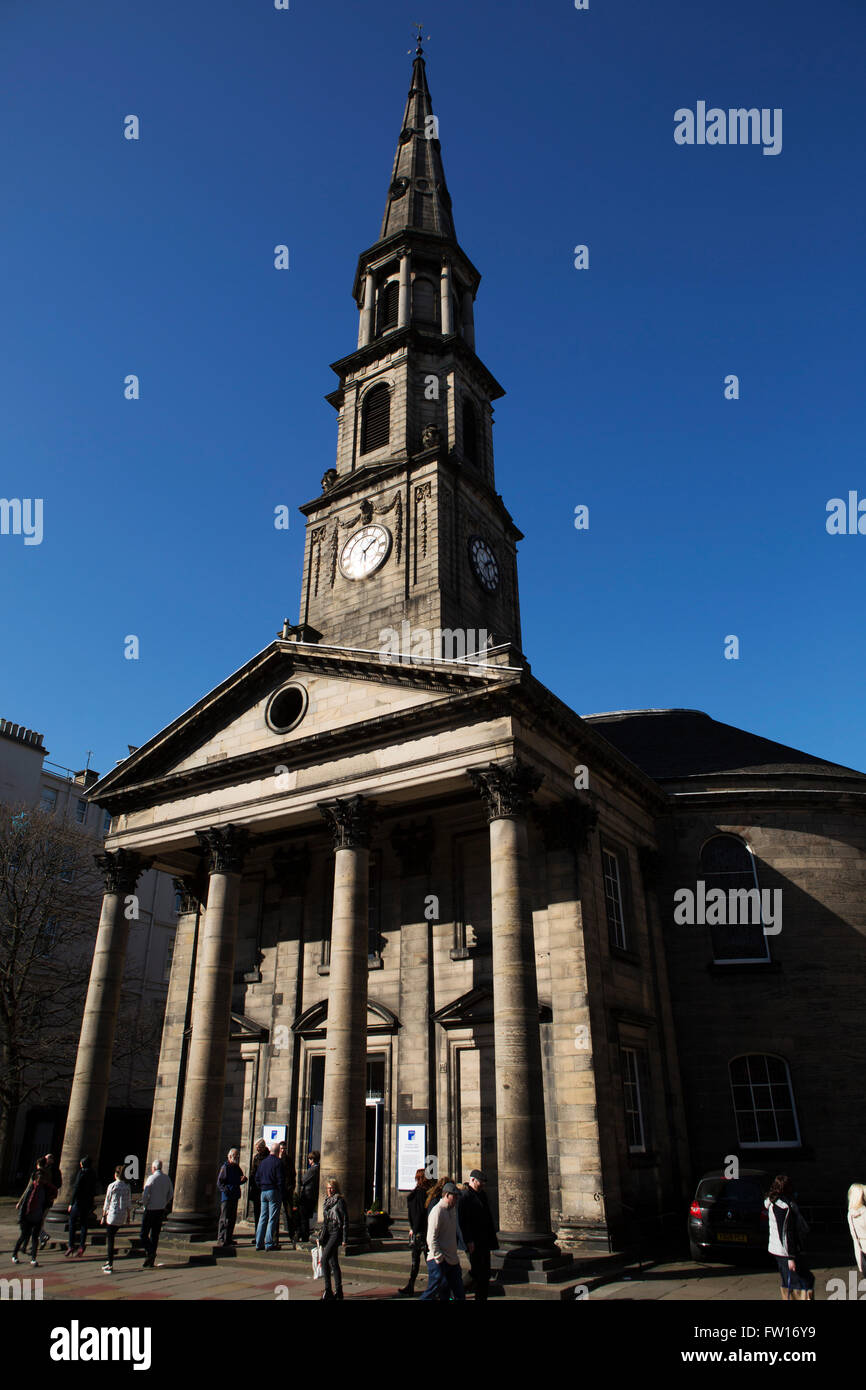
<box><xmin>582</xmin><ymin>708</ymin><xmax>866</xmax><ymax>787</ymax></box>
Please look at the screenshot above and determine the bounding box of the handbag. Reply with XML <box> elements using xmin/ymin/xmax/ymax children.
<box><xmin>311</xmin><ymin>1244</ymin><xmax>323</xmax><ymax>1279</ymax></box>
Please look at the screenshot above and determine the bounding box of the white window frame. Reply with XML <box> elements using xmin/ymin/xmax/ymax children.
<box><xmin>621</xmin><ymin>1046</ymin><xmax>647</xmax><ymax>1153</ymax></box>
<box><xmin>602</xmin><ymin>848</ymin><xmax>628</xmax><ymax>950</ymax></box>
<box><xmin>730</xmin><ymin>1054</ymin><xmax>801</xmax><ymax>1148</ymax></box>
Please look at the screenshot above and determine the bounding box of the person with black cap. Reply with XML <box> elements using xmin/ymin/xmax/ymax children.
<box><xmin>458</xmin><ymin>1170</ymin><xmax>498</xmax><ymax>1301</ymax></box>
<box><xmin>419</xmin><ymin>1181</ymin><xmax>466</xmax><ymax>1301</ymax></box>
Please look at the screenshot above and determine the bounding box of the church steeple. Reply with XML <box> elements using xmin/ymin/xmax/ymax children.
<box><xmin>379</xmin><ymin>42</ymin><xmax>456</xmax><ymax>243</ymax></box>
<box><xmin>296</xmin><ymin>44</ymin><xmax>523</xmax><ymax>660</ymax></box>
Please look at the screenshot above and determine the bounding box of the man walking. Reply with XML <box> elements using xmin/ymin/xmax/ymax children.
<box><xmin>420</xmin><ymin>1182</ymin><xmax>466</xmax><ymax>1301</ymax></box>
<box><xmin>217</xmin><ymin>1148</ymin><xmax>247</xmax><ymax>1247</ymax></box>
<box><xmin>255</xmin><ymin>1144</ymin><xmax>283</xmax><ymax>1251</ymax></box>
<box><xmin>458</xmin><ymin>1170</ymin><xmax>498</xmax><ymax>1301</ymax></box>
<box><xmin>297</xmin><ymin>1150</ymin><xmax>320</xmax><ymax>1244</ymax></box>
<box><xmin>140</xmin><ymin>1159</ymin><xmax>174</xmax><ymax>1269</ymax></box>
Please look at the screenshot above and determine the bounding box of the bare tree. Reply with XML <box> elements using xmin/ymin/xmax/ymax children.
<box><xmin>0</xmin><ymin>804</ymin><xmax>106</xmax><ymax>1184</ymax></box>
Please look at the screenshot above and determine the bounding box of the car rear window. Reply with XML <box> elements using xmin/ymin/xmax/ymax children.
<box><xmin>696</xmin><ymin>1179</ymin><xmax>764</xmax><ymax>1203</ymax></box>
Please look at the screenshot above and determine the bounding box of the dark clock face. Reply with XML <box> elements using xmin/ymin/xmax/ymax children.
<box><xmin>469</xmin><ymin>535</ymin><xmax>499</xmax><ymax>592</ymax></box>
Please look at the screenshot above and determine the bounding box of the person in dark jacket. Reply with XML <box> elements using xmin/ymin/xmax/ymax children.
<box><xmin>65</xmin><ymin>1155</ymin><xmax>99</xmax><ymax>1258</ymax></box>
<box><xmin>319</xmin><ymin>1177</ymin><xmax>349</xmax><ymax>1300</ymax></box>
<box><xmin>458</xmin><ymin>1170</ymin><xmax>498</xmax><ymax>1301</ymax></box>
<box><xmin>38</xmin><ymin>1152</ymin><xmax>62</xmax><ymax>1248</ymax></box>
<box><xmin>13</xmin><ymin>1161</ymin><xmax>58</xmax><ymax>1266</ymax></box>
<box><xmin>766</xmin><ymin>1173</ymin><xmax>815</xmax><ymax>1300</ymax></box>
<box><xmin>255</xmin><ymin>1145</ymin><xmax>283</xmax><ymax>1251</ymax></box>
<box><xmin>277</xmin><ymin>1142</ymin><xmax>296</xmax><ymax>1243</ymax></box>
<box><xmin>298</xmin><ymin>1150</ymin><xmax>320</xmax><ymax>1243</ymax></box>
<box><xmin>217</xmin><ymin>1148</ymin><xmax>247</xmax><ymax>1247</ymax></box>
<box><xmin>398</xmin><ymin>1169</ymin><xmax>431</xmax><ymax>1296</ymax></box>
<box><xmin>249</xmin><ymin>1139</ymin><xmax>268</xmax><ymax>1244</ymax></box>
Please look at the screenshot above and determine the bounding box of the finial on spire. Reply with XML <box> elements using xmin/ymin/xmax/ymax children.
<box><xmin>409</xmin><ymin>22</ymin><xmax>429</xmax><ymax>57</ymax></box>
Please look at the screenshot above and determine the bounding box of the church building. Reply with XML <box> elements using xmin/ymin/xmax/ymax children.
<box><xmin>58</xmin><ymin>45</ymin><xmax>866</xmax><ymax>1257</ymax></box>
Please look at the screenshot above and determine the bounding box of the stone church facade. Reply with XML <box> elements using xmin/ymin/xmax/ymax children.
<box><xmin>56</xmin><ymin>47</ymin><xmax>866</xmax><ymax>1253</ymax></box>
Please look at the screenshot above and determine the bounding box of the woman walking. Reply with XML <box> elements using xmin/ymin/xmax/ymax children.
<box><xmin>13</xmin><ymin>1160</ymin><xmax>58</xmax><ymax>1267</ymax></box>
<box><xmin>318</xmin><ymin>1177</ymin><xmax>349</xmax><ymax>1300</ymax></box>
<box><xmin>100</xmin><ymin>1164</ymin><xmax>132</xmax><ymax>1274</ymax></box>
<box><xmin>398</xmin><ymin>1168</ymin><xmax>431</xmax><ymax>1296</ymax></box>
<box><xmin>765</xmin><ymin>1174</ymin><xmax>814</xmax><ymax>1300</ymax></box>
<box><xmin>847</xmin><ymin>1183</ymin><xmax>866</xmax><ymax>1274</ymax></box>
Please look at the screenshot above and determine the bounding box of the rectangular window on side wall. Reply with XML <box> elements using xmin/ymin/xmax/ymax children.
<box><xmin>40</xmin><ymin>787</ymin><xmax>57</xmax><ymax>813</ymax></box>
<box><xmin>602</xmin><ymin>846</ymin><xmax>629</xmax><ymax>950</ymax></box>
<box><xmin>621</xmin><ymin>1045</ymin><xmax>651</xmax><ymax>1154</ymax></box>
<box><xmin>163</xmin><ymin>931</ymin><xmax>176</xmax><ymax>983</ymax></box>
<box><xmin>76</xmin><ymin>798</ymin><xmax>87</xmax><ymax>825</ymax></box>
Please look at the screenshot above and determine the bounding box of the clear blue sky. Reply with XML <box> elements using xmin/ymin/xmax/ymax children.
<box><xmin>2</xmin><ymin>0</ymin><xmax>864</xmax><ymax>777</ymax></box>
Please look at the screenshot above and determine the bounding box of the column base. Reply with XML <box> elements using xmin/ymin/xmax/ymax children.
<box><xmin>345</xmin><ymin>1219</ymin><xmax>371</xmax><ymax>1255</ymax></box>
<box><xmin>493</xmin><ymin>1230</ymin><xmax>570</xmax><ymax>1270</ymax></box>
<box><xmin>162</xmin><ymin>1210</ymin><xmax>219</xmax><ymax>1240</ymax></box>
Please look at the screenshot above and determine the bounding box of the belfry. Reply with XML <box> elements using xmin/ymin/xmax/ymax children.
<box><xmin>57</xmin><ymin>40</ymin><xmax>866</xmax><ymax>1267</ymax></box>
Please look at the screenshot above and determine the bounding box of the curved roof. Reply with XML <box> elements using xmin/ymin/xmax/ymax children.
<box><xmin>582</xmin><ymin>708</ymin><xmax>866</xmax><ymax>788</ymax></box>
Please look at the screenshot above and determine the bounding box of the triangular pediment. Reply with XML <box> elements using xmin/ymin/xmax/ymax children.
<box><xmin>91</xmin><ymin>640</ymin><xmax>517</xmax><ymax>809</ymax></box>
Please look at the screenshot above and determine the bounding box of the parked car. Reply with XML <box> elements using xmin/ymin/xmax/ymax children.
<box><xmin>688</xmin><ymin>1169</ymin><xmax>771</xmax><ymax>1261</ymax></box>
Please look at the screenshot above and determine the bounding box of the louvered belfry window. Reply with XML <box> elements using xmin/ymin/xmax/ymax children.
<box><xmin>377</xmin><ymin>279</ymin><xmax>400</xmax><ymax>335</ymax></box>
<box><xmin>462</xmin><ymin>396</ymin><xmax>479</xmax><ymax>464</ymax></box>
<box><xmin>361</xmin><ymin>383</ymin><xmax>390</xmax><ymax>454</ymax></box>
<box><xmin>413</xmin><ymin>276</ymin><xmax>438</xmax><ymax>325</ymax></box>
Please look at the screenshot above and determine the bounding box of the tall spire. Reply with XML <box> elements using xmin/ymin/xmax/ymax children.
<box><xmin>379</xmin><ymin>43</ymin><xmax>456</xmax><ymax>242</ymax></box>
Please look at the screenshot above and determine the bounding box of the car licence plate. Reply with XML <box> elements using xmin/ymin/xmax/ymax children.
<box><xmin>717</xmin><ymin>1233</ymin><xmax>748</xmax><ymax>1243</ymax></box>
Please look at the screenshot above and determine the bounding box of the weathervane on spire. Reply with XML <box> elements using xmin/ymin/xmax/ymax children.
<box><xmin>409</xmin><ymin>22</ymin><xmax>429</xmax><ymax>56</ymax></box>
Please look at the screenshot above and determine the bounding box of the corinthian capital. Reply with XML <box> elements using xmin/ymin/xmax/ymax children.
<box><xmin>196</xmin><ymin>824</ymin><xmax>250</xmax><ymax>875</ymax></box>
<box><xmin>467</xmin><ymin>757</ymin><xmax>543</xmax><ymax>823</ymax></box>
<box><xmin>317</xmin><ymin>795</ymin><xmax>374</xmax><ymax>850</ymax></box>
<box><xmin>94</xmin><ymin>849</ymin><xmax>151</xmax><ymax>896</ymax></box>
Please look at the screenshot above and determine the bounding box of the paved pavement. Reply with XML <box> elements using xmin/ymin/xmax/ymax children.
<box><xmin>0</xmin><ymin>1210</ymin><xmax>855</xmax><ymax>1301</ymax></box>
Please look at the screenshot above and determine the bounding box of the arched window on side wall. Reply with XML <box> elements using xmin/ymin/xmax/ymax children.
<box><xmin>361</xmin><ymin>384</ymin><xmax>390</xmax><ymax>454</ymax></box>
<box><xmin>729</xmin><ymin>1055</ymin><xmax>800</xmax><ymax>1147</ymax></box>
<box><xmin>699</xmin><ymin>834</ymin><xmax>770</xmax><ymax>964</ymax></box>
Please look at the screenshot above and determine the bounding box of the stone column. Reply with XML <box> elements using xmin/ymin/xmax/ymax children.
<box><xmin>462</xmin><ymin>288</ymin><xmax>475</xmax><ymax>350</ymax></box>
<box><xmin>398</xmin><ymin>251</ymin><xmax>411</xmax><ymax>329</ymax></box>
<box><xmin>534</xmin><ymin>800</ymin><xmax>609</xmax><ymax>1251</ymax></box>
<box><xmin>168</xmin><ymin>824</ymin><xmax>249</xmax><ymax>1235</ymax></box>
<box><xmin>358</xmin><ymin>268</ymin><xmax>375</xmax><ymax>347</ymax></box>
<box><xmin>391</xmin><ymin>819</ymin><xmax>435</xmax><ymax>1209</ymax></box>
<box><xmin>440</xmin><ymin>258</ymin><xmax>454</xmax><ymax>334</ymax></box>
<box><xmin>54</xmin><ymin>850</ymin><xmax>150</xmax><ymax>1210</ymax></box>
<box><xmin>317</xmin><ymin>794</ymin><xmax>373</xmax><ymax>1251</ymax></box>
<box><xmin>468</xmin><ymin>757</ymin><xmax>555</xmax><ymax>1253</ymax></box>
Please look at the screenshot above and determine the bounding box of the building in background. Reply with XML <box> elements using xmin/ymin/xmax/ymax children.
<box><xmin>0</xmin><ymin>717</ymin><xmax>176</xmax><ymax>1184</ymax></box>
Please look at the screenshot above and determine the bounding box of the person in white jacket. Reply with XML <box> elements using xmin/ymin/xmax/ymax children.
<box><xmin>847</xmin><ymin>1184</ymin><xmax>866</xmax><ymax>1275</ymax></box>
<box><xmin>100</xmin><ymin>1164</ymin><xmax>132</xmax><ymax>1274</ymax></box>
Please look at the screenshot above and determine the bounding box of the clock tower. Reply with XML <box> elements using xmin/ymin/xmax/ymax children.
<box><xmin>297</xmin><ymin>40</ymin><xmax>523</xmax><ymax>660</ymax></box>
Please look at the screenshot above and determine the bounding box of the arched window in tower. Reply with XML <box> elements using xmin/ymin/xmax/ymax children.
<box><xmin>413</xmin><ymin>277</ymin><xmax>438</xmax><ymax>326</ymax></box>
<box><xmin>699</xmin><ymin>834</ymin><xmax>770</xmax><ymax>964</ymax></box>
<box><xmin>376</xmin><ymin>279</ymin><xmax>400</xmax><ymax>336</ymax></box>
<box><xmin>462</xmin><ymin>396</ymin><xmax>479</xmax><ymax>466</ymax></box>
<box><xmin>361</xmin><ymin>383</ymin><xmax>390</xmax><ymax>454</ymax></box>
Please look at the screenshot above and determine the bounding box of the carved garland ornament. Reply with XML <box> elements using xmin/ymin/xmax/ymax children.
<box><xmin>325</xmin><ymin>491</ymin><xmax>404</xmax><ymax>586</ymax></box>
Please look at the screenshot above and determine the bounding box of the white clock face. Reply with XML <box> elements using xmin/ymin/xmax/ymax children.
<box><xmin>469</xmin><ymin>535</ymin><xmax>499</xmax><ymax>592</ymax></box>
<box><xmin>339</xmin><ymin>523</ymin><xmax>392</xmax><ymax>580</ymax></box>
